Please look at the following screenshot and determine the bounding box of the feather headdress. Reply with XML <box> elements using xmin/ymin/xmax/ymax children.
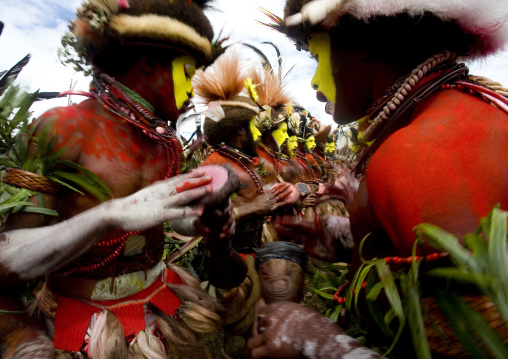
<box><xmin>192</xmin><ymin>49</ymin><xmax>260</xmax><ymax>144</ymax></box>
<box><xmin>249</xmin><ymin>66</ymin><xmax>292</xmax><ymax>132</ymax></box>
<box><xmin>284</xmin><ymin>0</ymin><xmax>508</xmax><ymax>58</ymax></box>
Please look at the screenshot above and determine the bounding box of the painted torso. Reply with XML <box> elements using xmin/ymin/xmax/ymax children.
<box><xmin>36</xmin><ymin>99</ymin><xmax>176</xmax><ymax>278</ymax></box>
<box><xmin>350</xmin><ymin>88</ymin><xmax>508</xmax><ymax>263</ymax></box>
<box><xmin>256</xmin><ymin>144</ymin><xmax>279</xmax><ymax>185</ymax></box>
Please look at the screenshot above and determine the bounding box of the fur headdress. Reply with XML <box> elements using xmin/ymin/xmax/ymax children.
<box><xmin>282</xmin><ymin>0</ymin><xmax>508</xmax><ymax>59</ymax></box>
<box><xmin>66</xmin><ymin>0</ymin><xmax>214</xmax><ymax>68</ymax></box>
<box><xmin>192</xmin><ymin>49</ymin><xmax>259</xmax><ymax>145</ymax></box>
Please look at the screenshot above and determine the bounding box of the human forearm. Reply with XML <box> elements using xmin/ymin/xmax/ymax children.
<box><xmin>0</xmin><ymin>172</ymin><xmax>215</xmax><ymax>285</ymax></box>
<box><xmin>0</xmin><ymin>203</ymin><xmax>112</xmax><ymax>285</ymax></box>
<box><xmin>249</xmin><ymin>301</ymin><xmax>383</xmax><ymax>359</ymax></box>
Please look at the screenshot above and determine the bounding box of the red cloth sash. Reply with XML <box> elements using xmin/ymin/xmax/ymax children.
<box><xmin>52</xmin><ymin>267</ymin><xmax>183</xmax><ymax>352</ymax></box>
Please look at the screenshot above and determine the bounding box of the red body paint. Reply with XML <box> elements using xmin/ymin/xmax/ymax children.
<box><xmin>365</xmin><ymin>89</ymin><xmax>508</xmax><ymax>256</ymax></box>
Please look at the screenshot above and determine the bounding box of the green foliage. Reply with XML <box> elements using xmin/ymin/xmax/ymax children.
<box><xmin>163</xmin><ymin>222</ymin><xmax>207</xmax><ymax>280</ymax></box>
<box><xmin>303</xmin><ymin>258</ymin><xmax>349</xmax><ymax>321</ymax></box>
<box><xmin>343</xmin><ymin>206</ymin><xmax>508</xmax><ymax>358</ymax></box>
<box><xmin>0</xmin><ymin>79</ymin><xmax>111</xmax><ymax>222</ymax></box>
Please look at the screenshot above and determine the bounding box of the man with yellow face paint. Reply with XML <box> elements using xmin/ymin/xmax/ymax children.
<box><xmin>171</xmin><ymin>55</ymin><xmax>196</xmax><ymax>112</ymax></box>
<box><xmin>309</xmin><ymin>32</ymin><xmax>336</xmax><ymax>115</ymax></box>
<box><xmin>286</xmin><ymin>135</ymin><xmax>298</xmax><ymax>156</ymax></box>
<box><xmin>305</xmin><ymin>134</ymin><xmax>316</xmax><ymax>150</ymax></box>
<box><xmin>272</xmin><ymin>122</ymin><xmax>290</xmax><ymax>148</ymax></box>
<box><xmin>0</xmin><ymin>1</ymin><xmax>245</xmax><ymax>358</ymax></box>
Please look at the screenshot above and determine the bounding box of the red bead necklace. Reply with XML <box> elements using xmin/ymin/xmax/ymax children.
<box><xmin>333</xmin><ymin>252</ymin><xmax>448</xmax><ymax>305</ymax></box>
<box><xmin>212</xmin><ymin>145</ymin><xmax>264</xmax><ymax>194</ymax></box>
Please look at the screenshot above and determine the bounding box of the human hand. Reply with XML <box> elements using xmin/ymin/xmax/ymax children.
<box><xmin>105</xmin><ymin>171</ymin><xmax>212</xmax><ymax>231</ymax></box>
<box><xmin>327</xmin><ymin>165</ymin><xmax>359</xmax><ymax>207</ymax></box>
<box><xmin>274</xmin><ymin>215</ymin><xmax>354</xmax><ymax>262</ymax></box>
<box><xmin>198</xmin><ymin>200</ymin><xmax>235</xmax><ymax>239</ymax></box>
<box><xmin>301</xmin><ymin>194</ymin><xmax>317</xmax><ymax>208</ymax></box>
<box><xmin>248</xmin><ymin>300</ymin><xmax>346</xmax><ymax>359</ymax></box>
<box><xmin>253</xmin><ymin>183</ymin><xmax>292</xmax><ymax>215</ymax></box>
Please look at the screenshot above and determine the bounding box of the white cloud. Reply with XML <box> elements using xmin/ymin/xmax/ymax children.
<box><xmin>1</xmin><ymin>0</ymin><xmax>507</xmax><ymax>125</ymax></box>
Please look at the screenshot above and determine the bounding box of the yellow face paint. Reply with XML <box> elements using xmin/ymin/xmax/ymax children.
<box><xmin>250</xmin><ymin>118</ymin><xmax>261</xmax><ymax>142</ymax></box>
<box><xmin>272</xmin><ymin>122</ymin><xmax>289</xmax><ymax>147</ymax></box>
<box><xmin>309</xmin><ymin>33</ymin><xmax>336</xmax><ymax>103</ymax></box>
<box><xmin>287</xmin><ymin>136</ymin><xmax>298</xmax><ymax>155</ymax></box>
<box><xmin>306</xmin><ymin>135</ymin><xmax>316</xmax><ymax>150</ymax></box>
<box><xmin>171</xmin><ymin>55</ymin><xmax>196</xmax><ymax>110</ymax></box>
<box><xmin>325</xmin><ymin>141</ymin><xmax>336</xmax><ymax>153</ymax></box>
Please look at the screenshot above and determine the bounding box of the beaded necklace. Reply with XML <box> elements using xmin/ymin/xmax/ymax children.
<box><xmin>55</xmin><ymin>74</ymin><xmax>182</xmax><ymax>278</ymax></box>
<box><xmin>91</xmin><ymin>73</ymin><xmax>181</xmax><ymax>179</ymax></box>
<box><xmin>295</xmin><ymin>152</ymin><xmax>314</xmax><ymax>178</ymax></box>
<box><xmin>361</xmin><ymin>51</ymin><xmax>456</xmax><ymax>142</ymax></box>
<box><xmin>211</xmin><ymin>144</ymin><xmax>264</xmax><ymax>194</ymax></box>
<box><xmin>258</xmin><ymin>143</ymin><xmax>281</xmax><ymax>180</ymax></box>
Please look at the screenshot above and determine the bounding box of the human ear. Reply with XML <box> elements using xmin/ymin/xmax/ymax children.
<box><xmin>140</xmin><ymin>54</ymin><xmax>156</xmax><ymax>74</ymax></box>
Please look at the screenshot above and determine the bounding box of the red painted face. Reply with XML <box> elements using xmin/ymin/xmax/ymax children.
<box><xmin>150</xmin><ymin>63</ymin><xmax>181</xmax><ymax>123</ymax></box>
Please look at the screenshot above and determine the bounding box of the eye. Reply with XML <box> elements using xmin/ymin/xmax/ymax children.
<box><xmin>184</xmin><ymin>63</ymin><xmax>196</xmax><ymax>79</ymax></box>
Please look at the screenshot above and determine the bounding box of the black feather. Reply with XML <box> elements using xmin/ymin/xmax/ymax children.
<box><xmin>241</xmin><ymin>43</ymin><xmax>273</xmax><ymax>72</ymax></box>
<box><xmin>190</xmin><ymin>0</ymin><xmax>213</xmax><ymax>9</ymax></box>
<box><xmin>0</xmin><ymin>54</ymin><xmax>30</xmax><ymax>96</ymax></box>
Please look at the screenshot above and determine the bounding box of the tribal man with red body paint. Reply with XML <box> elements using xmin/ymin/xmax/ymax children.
<box><xmin>0</xmin><ymin>1</ymin><xmax>245</xmax><ymax>358</ymax></box>
<box><xmin>248</xmin><ymin>0</ymin><xmax>508</xmax><ymax>358</ymax></box>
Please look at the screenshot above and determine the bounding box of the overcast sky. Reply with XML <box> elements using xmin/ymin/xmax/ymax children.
<box><xmin>1</xmin><ymin>0</ymin><xmax>508</xmax><ymax>130</ymax></box>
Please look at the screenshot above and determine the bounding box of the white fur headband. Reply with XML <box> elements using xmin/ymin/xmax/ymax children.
<box><xmin>286</xmin><ymin>0</ymin><xmax>508</xmax><ymax>58</ymax></box>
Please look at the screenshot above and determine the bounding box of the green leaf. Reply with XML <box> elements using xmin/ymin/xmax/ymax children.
<box><xmin>51</xmin><ymin>171</ymin><xmax>109</xmax><ymax>202</ymax></box>
<box><xmin>11</xmin><ymin>90</ymin><xmax>38</xmax><ymax>128</ymax></box>
<box><xmin>313</xmin><ymin>290</ymin><xmax>335</xmax><ymax>300</ymax></box>
<box><xmin>416</xmin><ymin>223</ymin><xmax>478</xmax><ymax>271</ymax></box>
<box><xmin>0</xmin><ymin>201</ymin><xmax>34</xmax><ymax>213</ymax></box>
<box><xmin>328</xmin><ymin>304</ymin><xmax>343</xmax><ymax>323</ymax></box>
<box><xmin>464</xmin><ymin>233</ymin><xmax>488</xmax><ymax>271</ymax></box>
<box><xmin>427</xmin><ymin>267</ymin><xmax>496</xmax><ymax>288</ymax></box>
<box><xmin>22</xmin><ymin>206</ymin><xmax>58</xmax><ymax>216</ymax></box>
<box><xmin>435</xmin><ymin>291</ymin><xmax>508</xmax><ymax>359</ymax></box>
<box><xmin>346</xmin><ymin>261</ymin><xmax>374</xmax><ymax>312</ymax></box>
<box><xmin>366</xmin><ymin>271</ymin><xmax>393</xmax><ymax>337</ymax></box>
<box><xmin>55</xmin><ymin>161</ymin><xmax>112</xmax><ymax>199</ymax></box>
<box><xmin>47</xmin><ymin>176</ymin><xmax>84</xmax><ymax>195</ymax></box>
<box><xmin>366</xmin><ymin>281</ymin><xmax>384</xmax><ymax>301</ymax></box>
<box><xmin>487</xmin><ymin>207</ymin><xmax>508</xmax><ymax>285</ymax></box>
<box><xmin>401</xmin><ymin>270</ymin><xmax>432</xmax><ymax>359</ymax></box>
<box><xmin>0</xmin><ymin>187</ymin><xmax>32</xmax><ymax>205</ymax></box>
<box><xmin>375</xmin><ymin>260</ymin><xmax>404</xmax><ymax>321</ymax></box>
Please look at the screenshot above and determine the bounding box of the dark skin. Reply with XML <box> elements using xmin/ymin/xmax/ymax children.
<box><xmin>202</xmin><ymin>124</ymin><xmax>291</xmax><ymax>221</ymax></box>
<box><xmin>0</xmin><ymin>53</ymin><xmax>236</xmax><ymax>352</ymax></box>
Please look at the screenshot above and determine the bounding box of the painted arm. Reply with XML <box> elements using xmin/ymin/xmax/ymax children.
<box><xmin>0</xmin><ymin>172</ymin><xmax>212</xmax><ymax>287</ymax></box>
<box><xmin>234</xmin><ymin>183</ymin><xmax>292</xmax><ymax>222</ymax></box>
<box><xmin>248</xmin><ymin>301</ymin><xmax>384</xmax><ymax>359</ymax></box>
